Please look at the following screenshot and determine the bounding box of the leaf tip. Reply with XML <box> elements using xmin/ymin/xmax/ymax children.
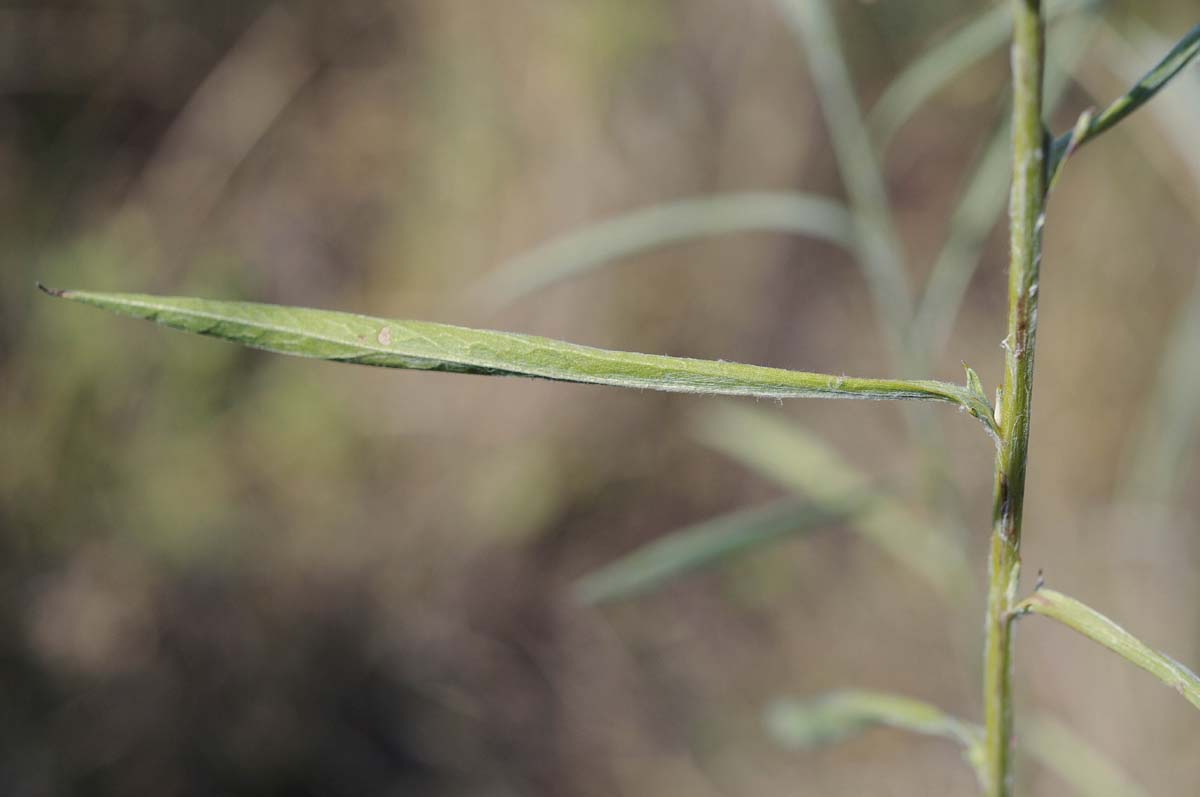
<box><xmin>36</xmin><ymin>281</ymin><xmax>67</xmax><ymax>298</ymax></box>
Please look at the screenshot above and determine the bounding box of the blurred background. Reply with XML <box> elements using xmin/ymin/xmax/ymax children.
<box><xmin>2</xmin><ymin>1</ymin><xmax>1199</xmax><ymax>794</ymax></box>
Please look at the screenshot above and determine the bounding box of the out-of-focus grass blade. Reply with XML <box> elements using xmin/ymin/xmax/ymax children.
<box><xmin>1120</xmin><ymin>269</ymin><xmax>1200</xmax><ymax>502</ymax></box>
<box><xmin>481</xmin><ymin>193</ymin><xmax>856</xmax><ymax>304</ymax></box>
<box><xmin>773</xmin><ymin>0</ymin><xmax>913</xmax><ymax>350</ymax></box>
<box><xmin>764</xmin><ymin>693</ymin><xmax>1147</xmax><ymax>796</ymax></box>
<box><xmin>1022</xmin><ymin>715</ymin><xmax>1151</xmax><ymax>797</ymax></box>
<box><xmin>765</xmin><ymin>691</ymin><xmax>985</xmax><ymax>784</ymax></box>
<box><xmin>693</xmin><ymin>404</ymin><xmax>975</xmax><ymax>598</ymax></box>
<box><xmin>574</xmin><ymin>498</ymin><xmax>857</xmax><ymax>606</ymax></box>
<box><xmin>1046</xmin><ymin>23</ymin><xmax>1200</xmax><ymax>187</ymax></box>
<box><xmin>41</xmin><ymin>288</ymin><xmax>1000</xmax><ymax>421</ymax></box>
<box><xmin>1015</xmin><ymin>589</ymin><xmax>1200</xmax><ymax>711</ymax></box>
<box><xmin>911</xmin><ymin>16</ymin><xmax>1099</xmax><ymax>358</ymax></box>
<box><xmin>909</xmin><ymin>119</ymin><xmax>1012</xmax><ymax>357</ymax></box>
<box><xmin>765</xmin><ymin>694</ymin><xmax>1150</xmax><ymax>796</ymax></box>
<box><xmin>869</xmin><ymin>0</ymin><xmax>1100</xmax><ymax>153</ymax></box>
<box><xmin>776</xmin><ymin>0</ymin><xmax>978</xmax><ymax>531</ymax></box>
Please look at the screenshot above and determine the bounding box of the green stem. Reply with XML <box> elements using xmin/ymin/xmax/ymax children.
<box><xmin>984</xmin><ymin>2</ymin><xmax>1046</xmax><ymax>795</ymax></box>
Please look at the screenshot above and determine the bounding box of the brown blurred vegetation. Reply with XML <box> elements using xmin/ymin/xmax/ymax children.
<box><xmin>2</xmin><ymin>1</ymin><xmax>1199</xmax><ymax>794</ymax></box>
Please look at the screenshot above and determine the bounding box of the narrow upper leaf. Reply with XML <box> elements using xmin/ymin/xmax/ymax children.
<box><xmin>1046</xmin><ymin>23</ymin><xmax>1200</xmax><ymax>187</ymax></box>
<box><xmin>1015</xmin><ymin>588</ymin><xmax>1200</xmax><ymax>711</ymax></box>
<box><xmin>41</xmin><ymin>288</ymin><xmax>997</xmax><ymax>424</ymax></box>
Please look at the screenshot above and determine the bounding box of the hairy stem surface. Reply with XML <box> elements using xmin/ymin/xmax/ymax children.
<box><xmin>984</xmin><ymin>2</ymin><xmax>1046</xmax><ymax>795</ymax></box>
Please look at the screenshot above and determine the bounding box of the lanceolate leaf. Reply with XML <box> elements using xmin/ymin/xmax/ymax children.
<box><xmin>40</xmin><ymin>287</ymin><xmax>998</xmax><ymax>427</ymax></box>
<box><xmin>1015</xmin><ymin>589</ymin><xmax>1200</xmax><ymax>711</ymax></box>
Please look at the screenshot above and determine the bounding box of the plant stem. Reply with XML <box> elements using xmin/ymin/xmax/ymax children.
<box><xmin>984</xmin><ymin>2</ymin><xmax>1046</xmax><ymax>795</ymax></box>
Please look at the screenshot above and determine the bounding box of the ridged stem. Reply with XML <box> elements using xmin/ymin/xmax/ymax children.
<box><xmin>983</xmin><ymin>2</ymin><xmax>1046</xmax><ymax>795</ymax></box>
